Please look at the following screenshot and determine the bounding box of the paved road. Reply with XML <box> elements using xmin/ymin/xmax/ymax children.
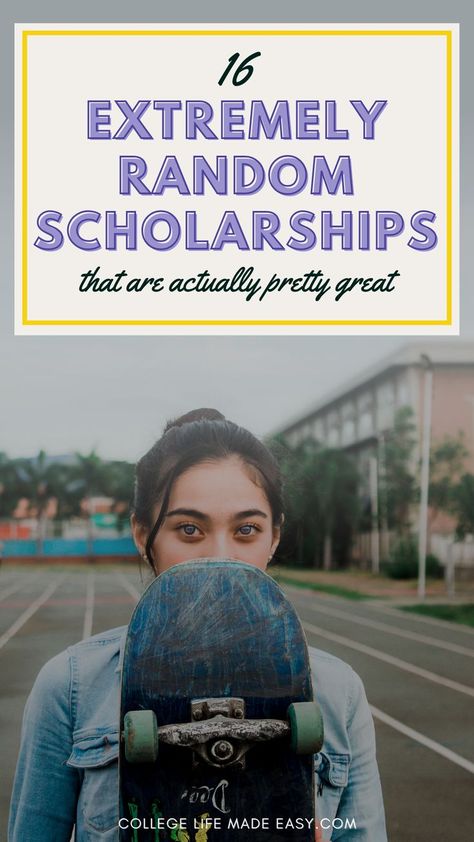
<box><xmin>1</xmin><ymin>564</ymin><xmax>473</xmax><ymax>840</ymax></box>
<box><xmin>286</xmin><ymin>586</ymin><xmax>474</xmax><ymax>840</ymax></box>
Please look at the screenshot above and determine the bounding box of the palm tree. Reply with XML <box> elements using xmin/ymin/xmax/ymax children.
<box><xmin>103</xmin><ymin>460</ymin><xmax>135</xmax><ymax>532</ymax></box>
<box><xmin>69</xmin><ymin>451</ymin><xmax>110</xmax><ymax>559</ymax></box>
<box><xmin>0</xmin><ymin>453</ymin><xmax>23</xmax><ymax>517</ymax></box>
<box><xmin>11</xmin><ymin>451</ymin><xmax>68</xmax><ymax>555</ymax></box>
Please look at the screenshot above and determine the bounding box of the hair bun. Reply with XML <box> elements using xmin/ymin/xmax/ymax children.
<box><xmin>163</xmin><ymin>408</ymin><xmax>225</xmax><ymax>434</ymax></box>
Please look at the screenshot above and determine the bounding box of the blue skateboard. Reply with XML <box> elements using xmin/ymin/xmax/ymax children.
<box><xmin>119</xmin><ymin>559</ymin><xmax>323</xmax><ymax>841</ymax></box>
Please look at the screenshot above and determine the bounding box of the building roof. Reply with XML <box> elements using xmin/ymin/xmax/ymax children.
<box><xmin>275</xmin><ymin>341</ymin><xmax>474</xmax><ymax>435</ymax></box>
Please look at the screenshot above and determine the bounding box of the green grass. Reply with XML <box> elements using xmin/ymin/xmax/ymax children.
<box><xmin>400</xmin><ymin>603</ymin><xmax>474</xmax><ymax>627</ymax></box>
<box><xmin>270</xmin><ymin>574</ymin><xmax>371</xmax><ymax>601</ymax></box>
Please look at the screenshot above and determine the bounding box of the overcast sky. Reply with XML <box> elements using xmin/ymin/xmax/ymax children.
<box><xmin>1</xmin><ymin>1</ymin><xmax>472</xmax><ymax>461</ymax></box>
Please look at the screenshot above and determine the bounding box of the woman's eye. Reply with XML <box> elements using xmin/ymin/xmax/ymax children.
<box><xmin>179</xmin><ymin>523</ymin><xmax>200</xmax><ymax>536</ymax></box>
<box><xmin>237</xmin><ymin>523</ymin><xmax>258</xmax><ymax>536</ymax></box>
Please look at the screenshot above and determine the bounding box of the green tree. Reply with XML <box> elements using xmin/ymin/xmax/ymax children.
<box><xmin>103</xmin><ymin>460</ymin><xmax>135</xmax><ymax>532</ymax></box>
<box><xmin>277</xmin><ymin>436</ymin><xmax>322</xmax><ymax>567</ymax></box>
<box><xmin>380</xmin><ymin>407</ymin><xmax>417</xmax><ymax>533</ymax></box>
<box><xmin>451</xmin><ymin>474</ymin><xmax>474</xmax><ymax>539</ymax></box>
<box><xmin>10</xmin><ymin>451</ymin><xmax>70</xmax><ymax>553</ymax></box>
<box><xmin>68</xmin><ymin>451</ymin><xmax>110</xmax><ymax>558</ymax></box>
<box><xmin>0</xmin><ymin>453</ymin><xmax>22</xmax><ymax>517</ymax></box>
<box><xmin>72</xmin><ymin>451</ymin><xmax>107</xmax><ymax>499</ymax></box>
<box><xmin>271</xmin><ymin>436</ymin><xmax>359</xmax><ymax>569</ymax></box>
<box><xmin>315</xmin><ymin>448</ymin><xmax>360</xmax><ymax>570</ymax></box>
<box><xmin>429</xmin><ymin>434</ymin><xmax>469</xmax><ymax>521</ymax></box>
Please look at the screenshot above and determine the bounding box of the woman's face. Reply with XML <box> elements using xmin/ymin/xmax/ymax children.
<box><xmin>132</xmin><ymin>455</ymin><xmax>281</xmax><ymax>574</ymax></box>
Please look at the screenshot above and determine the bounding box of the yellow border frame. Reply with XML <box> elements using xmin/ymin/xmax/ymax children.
<box><xmin>21</xmin><ymin>28</ymin><xmax>454</xmax><ymax>327</ymax></box>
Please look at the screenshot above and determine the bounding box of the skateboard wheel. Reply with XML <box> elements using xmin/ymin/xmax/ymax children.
<box><xmin>124</xmin><ymin>710</ymin><xmax>158</xmax><ymax>763</ymax></box>
<box><xmin>287</xmin><ymin>702</ymin><xmax>324</xmax><ymax>755</ymax></box>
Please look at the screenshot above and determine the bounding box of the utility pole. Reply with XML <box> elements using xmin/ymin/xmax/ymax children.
<box><xmin>417</xmin><ymin>354</ymin><xmax>433</xmax><ymax>599</ymax></box>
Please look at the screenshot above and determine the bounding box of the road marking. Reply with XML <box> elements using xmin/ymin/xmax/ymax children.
<box><xmin>370</xmin><ymin>704</ymin><xmax>474</xmax><ymax>774</ymax></box>
<box><xmin>116</xmin><ymin>571</ymin><xmax>141</xmax><ymax>601</ymax></box>
<box><xmin>280</xmin><ymin>580</ymin><xmax>474</xmax><ymax>637</ymax></box>
<box><xmin>372</xmin><ymin>602</ymin><xmax>474</xmax><ymax>637</ymax></box>
<box><xmin>0</xmin><ymin>570</ymin><xmax>43</xmax><ymax>603</ymax></box>
<box><xmin>289</xmin><ymin>592</ymin><xmax>474</xmax><ymax>657</ymax></box>
<box><xmin>82</xmin><ymin>571</ymin><xmax>95</xmax><ymax>640</ymax></box>
<box><xmin>0</xmin><ymin>575</ymin><xmax>67</xmax><ymax>651</ymax></box>
<box><xmin>303</xmin><ymin>621</ymin><xmax>474</xmax><ymax>698</ymax></box>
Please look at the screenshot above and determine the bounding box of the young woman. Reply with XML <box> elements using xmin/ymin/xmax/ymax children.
<box><xmin>8</xmin><ymin>409</ymin><xmax>387</xmax><ymax>841</ymax></box>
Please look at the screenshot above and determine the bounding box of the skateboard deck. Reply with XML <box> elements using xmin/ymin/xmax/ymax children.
<box><xmin>119</xmin><ymin>559</ymin><xmax>322</xmax><ymax>842</ymax></box>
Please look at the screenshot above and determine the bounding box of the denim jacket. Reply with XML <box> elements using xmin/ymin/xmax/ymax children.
<box><xmin>8</xmin><ymin>625</ymin><xmax>387</xmax><ymax>841</ymax></box>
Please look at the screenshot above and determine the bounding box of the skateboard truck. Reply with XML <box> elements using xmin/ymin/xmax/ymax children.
<box><xmin>186</xmin><ymin>697</ymin><xmax>288</xmax><ymax>770</ymax></box>
<box><xmin>123</xmin><ymin>697</ymin><xmax>323</xmax><ymax>768</ymax></box>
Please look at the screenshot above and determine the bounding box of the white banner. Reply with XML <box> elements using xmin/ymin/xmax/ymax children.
<box><xmin>15</xmin><ymin>23</ymin><xmax>459</xmax><ymax>334</ymax></box>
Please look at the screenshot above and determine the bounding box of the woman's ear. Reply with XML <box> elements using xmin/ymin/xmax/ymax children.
<box><xmin>270</xmin><ymin>514</ymin><xmax>284</xmax><ymax>557</ymax></box>
<box><xmin>130</xmin><ymin>513</ymin><xmax>148</xmax><ymax>559</ymax></box>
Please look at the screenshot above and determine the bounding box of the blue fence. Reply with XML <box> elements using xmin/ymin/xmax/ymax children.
<box><xmin>3</xmin><ymin>536</ymin><xmax>136</xmax><ymax>558</ymax></box>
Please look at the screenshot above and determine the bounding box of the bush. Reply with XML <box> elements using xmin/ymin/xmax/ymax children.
<box><xmin>385</xmin><ymin>538</ymin><xmax>443</xmax><ymax>579</ymax></box>
<box><xmin>386</xmin><ymin>537</ymin><xmax>418</xmax><ymax>578</ymax></box>
<box><xmin>425</xmin><ymin>554</ymin><xmax>443</xmax><ymax>579</ymax></box>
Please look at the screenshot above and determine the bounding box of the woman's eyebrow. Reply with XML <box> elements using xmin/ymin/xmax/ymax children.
<box><xmin>166</xmin><ymin>507</ymin><xmax>210</xmax><ymax>521</ymax></box>
<box><xmin>234</xmin><ymin>509</ymin><xmax>268</xmax><ymax>520</ymax></box>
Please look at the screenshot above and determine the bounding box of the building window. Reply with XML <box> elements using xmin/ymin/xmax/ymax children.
<box><xmin>359</xmin><ymin>409</ymin><xmax>374</xmax><ymax>438</ymax></box>
<box><xmin>313</xmin><ymin>417</ymin><xmax>324</xmax><ymax>443</ymax></box>
<box><xmin>326</xmin><ymin>410</ymin><xmax>340</xmax><ymax>446</ymax></box>
<box><xmin>376</xmin><ymin>381</ymin><xmax>396</xmax><ymax>430</ymax></box>
<box><xmin>396</xmin><ymin>377</ymin><xmax>409</xmax><ymax>408</ymax></box>
<box><xmin>342</xmin><ymin>417</ymin><xmax>356</xmax><ymax>444</ymax></box>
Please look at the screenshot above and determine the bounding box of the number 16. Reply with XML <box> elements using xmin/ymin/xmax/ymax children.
<box><xmin>218</xmin><ymin>51</ymin><xmax>262</xmax><ymax>86</ymax></box>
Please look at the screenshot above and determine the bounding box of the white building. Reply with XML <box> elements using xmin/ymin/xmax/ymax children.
<box><xmin>276</xmin><ymin>342</ymin><xmax>474</xmax><ymax>568</ymax></box>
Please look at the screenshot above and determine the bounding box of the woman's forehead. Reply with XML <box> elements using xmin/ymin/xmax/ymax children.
<box><xmin>167</xmin><ymin>456</ymin><xmax>270</xmax><ymax>511</ymax></box>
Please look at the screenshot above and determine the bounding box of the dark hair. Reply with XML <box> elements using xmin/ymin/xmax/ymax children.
<box><xmin>133</xmin><ymin>408</ymin><xmax>283</xmax><ymax>569</ymax></box>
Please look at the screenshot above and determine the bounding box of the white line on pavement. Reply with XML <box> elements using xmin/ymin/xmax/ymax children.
<box><xmin>289</xmin><ymin>592</ymin><xmax>474</xmax><ymax>657</ymax></box>
<box><xmin>115</xmin><ymin>571</ymin><xmax>141</xmax><ymax>601</ymax></box>
<box><xmin>370</xmin><ymin>704</ymin><xmax>474</xmax><ymax>775</ymax></box>
<box><xmin>0</xmin><ymin>570</ymin><xmax>43</xmax><ymax>603</ymax></box>
<box><xmin>0</xmin><ymin>575</ymin><xmax>67</xmax><ymax>651</ymax></box>
<box><xmin>82</xmin><ymin>571</ymin><xmax>95</xmax><ymax>640</ymax></box>
<box><xmin>303</xmin><ymin>621</ymin><xmax>474</xmax><ymax>698</ymax></box>
<box><xmin>371</xmin><ymin>603</ymin><xmax>474</xmax><ymax>637</ymax></box>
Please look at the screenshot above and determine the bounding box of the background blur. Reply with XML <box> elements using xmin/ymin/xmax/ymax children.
<box><xmin>2</xmin><ymin>341</ymin><xmax>474</xmax><ymax>587</ymax></box>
